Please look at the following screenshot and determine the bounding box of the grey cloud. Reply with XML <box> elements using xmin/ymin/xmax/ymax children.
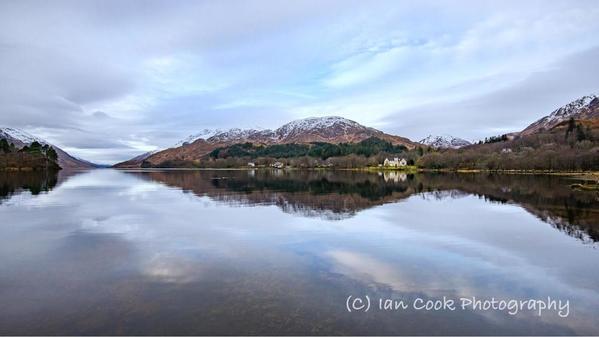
<box><xmin>386</xmin><ymin>46</ymin><xmax>599</xmax><ymax>141</ymax></box>
<box><xmin>92</xmin><ymin>111</ymin><xmax>110</xmax><ymax>119</ymax></box>
<box><xmin>137</xmin><ymin>93</ymin><xmax>296</xmax><ymax>146</ymax></box>
<box><xmin>1</xmin><ymin>0</ymin><xmax>598</xmax><ymax>164</ymax></box>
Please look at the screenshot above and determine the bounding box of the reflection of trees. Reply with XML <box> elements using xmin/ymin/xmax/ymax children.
<box><xmin>138</xmin><ymin>170</ymin><xmax>418</xmax><ymax>220</ymax></box>
<box><xmin>134</xmin><ymin>170</ymin><xmax>598</xmax><ymax>242</ymax></box>
<box><xmin>0</xmin><ymin>171</ymin><xmax>58</xmax><ymax>202</ymax></box>
<box><xmin>420</xmin><ymin>173</ymin><xmax>599</xmax><ymax>243</ymax></box>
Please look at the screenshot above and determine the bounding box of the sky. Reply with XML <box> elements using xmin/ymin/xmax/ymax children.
<box><xmin>1</xmin><ymin>0</ymin><xmax>599</xmax><ymax>164</ymax></box>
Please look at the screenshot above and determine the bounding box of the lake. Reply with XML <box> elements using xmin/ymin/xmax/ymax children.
<box><xmin>0</xmin><ymin>169</ymin><xmax>598</xmax><ymax>335</ymax></box>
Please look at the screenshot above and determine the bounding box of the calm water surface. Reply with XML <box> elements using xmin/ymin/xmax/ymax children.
<box><xmin>0</xmin><ymin>169</ymin><xmax>598</xmax><ymax>335</ymax></box>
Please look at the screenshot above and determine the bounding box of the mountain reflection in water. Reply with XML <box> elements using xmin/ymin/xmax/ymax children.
<box><xmin>129</xmin><ymin>169</ymin><xmax>599</xmax><ymax>243</ymax></box>
<box><xmin>0</xmin><ymin>169</ymin><xmax>598</xmax><ymax>335</ymax></box>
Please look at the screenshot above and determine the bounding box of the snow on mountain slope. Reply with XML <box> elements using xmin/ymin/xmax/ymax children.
<box><xmin>173</xmin><ymin>129</ymin><xmax>224</xmax><ymax>147</ymax></box>
<box><xmin>275</xmin><ymin>116</ymin><xmax>364</xmax><ymax>139</ymax></box>
<box><xmin>418</xmin><ymin>135</ymin><xmax>472</xmax><ymax>149</ymax></box>
<box><xmin>0</xmin><ymin>127</ymin><xmax>47</xmax><ymax>146</ymax></box>
<box><xmin>170</xmin><ymin>116</ymin><xmax>381</xmax><ymax>146</ymax></box>
<box><xmin>0</xmin><ymin>127</ymin><xmax>96</xmax><ymax>169</ymax></box>
<box><xmin>117</xmin><ymin>116</ymin><xmax>416</xmax><ymax>167</ymax></box>
<box><xmin>521</xmin><ymin>94</ymin><xmax>599</xmax><ymax>135</ymax></box>
<box><xmin>206</xmin><ymin>128</ymin><xmax>271</xmax><ymax>143</ymax></box>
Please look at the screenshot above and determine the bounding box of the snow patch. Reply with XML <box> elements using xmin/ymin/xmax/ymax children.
<box><xmin>172</xmin><ymin>129</ymin><xmax>223</xmax><ymax>147</ymax></box>
<box><xmin>543</xmin><ymin>94</ymin><xmax>598</xmax><ymax>124</ymax></box>
<box><xmin>0</xmin><ymin>127</ymin><xmax>48</xmax><ymax>145</ymax></box>
<box><xmin>419</xmin><ymin>135</ymin><xmax>471</xmax><ymax>149</ymax></box>
<box><xmin>172</xmin><ymin>116</ymin><xmax>367</xmax><ymax>146</ymax></box>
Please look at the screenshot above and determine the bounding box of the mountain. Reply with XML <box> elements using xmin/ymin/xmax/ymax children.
<box><xmin>418</xmin><ymin>135</ymin><xmax>472</xmax><ymax>149</ymax></box>
<box><xmin>0</xmin><ymin>127</ymin><xmax>96</xmax><ymax>169</ymax></box>
<box><xmin>115</xmin><ymin>116</ymin><xmax>416</xmax><ymax>168</ymax></box>
<box><xmin>111</xmin><ymin>150</ymin><xmax>160</xmax><ymax>168</ymax></box>
<box><xmin>173</xmin><ymin>129</ymin><xmax>225</xmax><ymax>147</ymax></box>
<box><xmin>521</xmin><ymin>94</ymin><xmax>599</xmax><ymax>135</ymax></box>
<box><xmin>172</xmin><ymin>117</ymin><xmax>413</xmax><ymax>145</ymax></box>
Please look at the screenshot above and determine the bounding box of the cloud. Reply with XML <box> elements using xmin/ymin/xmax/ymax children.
<box><xmin>0</xmin><ymin>0</ymin><xmax>598</xmax><ymax>163</ymax></box>
<box><xmin>384</xmin><ymin>46</ymin><xmax>599</xmax><ymax>141</ymax></box>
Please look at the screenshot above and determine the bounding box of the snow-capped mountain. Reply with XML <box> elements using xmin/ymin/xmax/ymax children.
<box><xmin>418</xmin><ymin>135</ymin><xmax>472</xmax><ymax>149</ymax></box>
<box><xmin>172</xmin><ymin>117</ymin><xmax>380</xmax><ymax>146</ymax></box>
<box><xmin>205</xmin><ymin>128</ymin><xmax>273</xmax><ymax>144</ymax></box>
<box><xmin>0</xmin><ymin>127</ymin><xmax>47</xmax><ymax>146</ymax></box>
<box><xmin>0</xmin><ymin>127</ymin><xmax>96</xmax><ymax>169</ymax></box>
<box><xmin>115</xmin><ymin>116</ymin><xmax>416</xmax><ymax>167</ymax></box>
<box><xmin>165</xmin><ymin>116</ymin><xmax>412</xmax><ymax>148</ymax></box>
<box><xmin>173</xmin><ymin>129</ymin><xmax>224</xmax><ymax>147</ymax></box>
<box><xmin>275</xmin><ymin>117</ymin><xmax>364</xmax><ymax>139</ymax></box>
<box><xmin>521</xmin><ymin>94</ymin><xmax>599</xmax><ymax>135</ymax></box>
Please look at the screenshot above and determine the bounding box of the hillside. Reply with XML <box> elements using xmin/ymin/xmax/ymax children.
<box><xmin>0</xmin><ymin>139</ymin><xmax>60</xmax><ymax>171</ymax></box>
<box><xmin>115</xmin><ymin>116</ymin><xmax>416</xmax><ymax>168</ymax></box>
<box><xmin>0</xmin><ymin>127</ymin><xmax>96</xmax><ymax>169</ymax></box>
<box><xmin>419</xmin><ymin>135</ymin><xmax>471</xmax><ymax>149</ymax></box>
<box><xmin>418</xmin><ymin>94</ymin><xmax>599</xmax><ymax>171</ymax></box>
<box><xmin>521</xmin><ymin>94</ymin><xmax>599</xmax><ymax>135</ymax></box>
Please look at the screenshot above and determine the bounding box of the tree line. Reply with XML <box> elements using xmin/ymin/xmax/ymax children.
<box><xmin>209</xmin><ymin>137</ymin><xmax>408</xmax><ymax>160</ymax></box>
<box><xmin>0</xmin><ymin>140</ymin><xmax>60</xmax><ymax>170</ymax></box>
<box><xmin>418</xmin><ymin>119</ymin><xmax>598</xmax><ymax>171</ymax></box>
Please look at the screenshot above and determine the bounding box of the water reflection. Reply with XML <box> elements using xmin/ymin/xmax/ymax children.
<box><xmin>0</xmin><ymin>170</ymin><xmax>58</xmax><ymax>202</ymax></box>
<box><xmin>0</xmin><ymin>169</ymin><xmax>597</xmax><ymax>335</ymax></box>
<box><xmin>130</xmin><ymin>169</ymin><xmax>599</xmax><ymax>243</ymax></box>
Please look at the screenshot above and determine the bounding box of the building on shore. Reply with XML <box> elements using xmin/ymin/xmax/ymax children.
<box><xmin>383</xmin><ymin>157</ymin><xmax>407</xmax><ymax>167</ymax></box>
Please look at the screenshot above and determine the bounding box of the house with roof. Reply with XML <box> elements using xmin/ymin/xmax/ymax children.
<box><xmin>383</xmin><ymin>157</ymin><xmax>407</xmax><ymax>167</ymax></box>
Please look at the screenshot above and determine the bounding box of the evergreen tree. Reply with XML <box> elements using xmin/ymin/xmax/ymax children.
<box><xmin>576</xmin><ymin>124</ymin><xmax>586</xmax><ymax>142</ymax></box>
<box><xmin>47</xmin><ymin>147</ymin><xmax>58</xmax><ymax>161</ymax></box>
<box><xmin>566</xmin><ymin>117</ymin><xmax>576</xmax><ymax>139</ymax></box>
<box><xmin>0</xmin><ymin>138</ymin><xmax>9</xmax><ymax>153</ymax></box>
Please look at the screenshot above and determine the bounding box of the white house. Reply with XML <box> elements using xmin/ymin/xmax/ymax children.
<box><xmin>272</xmin><ymin>161</ymin><xmax>285</xmax><ymax>169</ymax></box>
<box><xmin>383</xmin><ymin>157</ymin><xmax>407</xmax><ymax>167</ymax></box>
<box><xmin>247</xmin><ymin>162</ymin><xmax>256</xmax><ymax>167</ymax></box>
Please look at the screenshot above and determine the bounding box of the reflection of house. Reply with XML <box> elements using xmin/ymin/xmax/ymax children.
<box><xmin>383</xmin><ymin>171</ymin><xmax>407</xmax><ymax>183</ymax></box>
<box><xmin>383</xmin><ymin>157</ymin><xmax>407</xmax><ymax>167</ymax></box>
<box><xmin>247</xmin><ymin>162</ymin><xmax>256</xmax><ymax>167</ymax></box>
<box><xmin>272</xmin><ymin>161</ymin><xmax>285</xmax><ymax>169</ymax></box>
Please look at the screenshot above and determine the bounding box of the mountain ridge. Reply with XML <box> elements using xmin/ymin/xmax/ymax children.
<box><xmin>170</xmin><ymin>117</ymin><xmax>408</xmax><ymax>146</ymax></box>
<box><xmin>521</xmin><ymin>94</ymin><xmax>599</xmax><ymax>135</ymax></box>
<box><xmin>419</xmin><ymin>135</ymin><xmax>472</xmax><ymax>149</ymax></box>
<box><xmin>0</xmin><ymin>127</ymin><xmax>97</xmax><ymax>169</ymax></box>
<box><xmin>115</xmin><ymin>116</ymin><xmax>417</xmax><ymax>168</ymax></box>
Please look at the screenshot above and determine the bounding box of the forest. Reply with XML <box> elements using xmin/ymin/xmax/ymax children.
<box><xmin>208</xmin><ymin>137</ymin><xmax>408</xmax><ymax>160</ymax></box>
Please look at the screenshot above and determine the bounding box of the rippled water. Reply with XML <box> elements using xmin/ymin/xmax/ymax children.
<box><xmin>0</xmin><ymin>169</ymin><xmax>598</xmax><ymax>335</ymax></box>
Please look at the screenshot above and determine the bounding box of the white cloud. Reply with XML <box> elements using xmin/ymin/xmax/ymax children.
<box><xmin>0</xmin><ymin>0</ymin><xmax>598</xmax><ymax>164</ymax></box>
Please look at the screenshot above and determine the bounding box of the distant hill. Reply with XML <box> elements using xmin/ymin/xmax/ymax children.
<box><xmin>418</xmin><ymin>135</ymin><xmax>472</xmax><ymax>149</ymax></box>
<box><xmin>521</xmin><ymin>94</ymin><xmax>599</xmax><ymax>135</ymax></box>
<box><xmin>111</xmin><ymin>150</ymin><xmax>159</xmax><ymax>169</ymax></box>
<box><xmin>115</xmin><ymin>116</ymin><xmax>416</xmax><ymax>168</ymax></box>
<box><xmin>417</xmin><ymin>93</ymin><xmax>599</xmax><ymax>171</ymax></box>
<box><xmin>0</xmin><ymin>127</ymin><xmax>97</xmax><ymax>169</ymax></box>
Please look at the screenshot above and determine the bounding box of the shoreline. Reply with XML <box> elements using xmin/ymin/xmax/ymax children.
<box><xmin>113</xmin><ymin>166</ymin><xmax>599</xmax><ymax>178</ymax></box>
